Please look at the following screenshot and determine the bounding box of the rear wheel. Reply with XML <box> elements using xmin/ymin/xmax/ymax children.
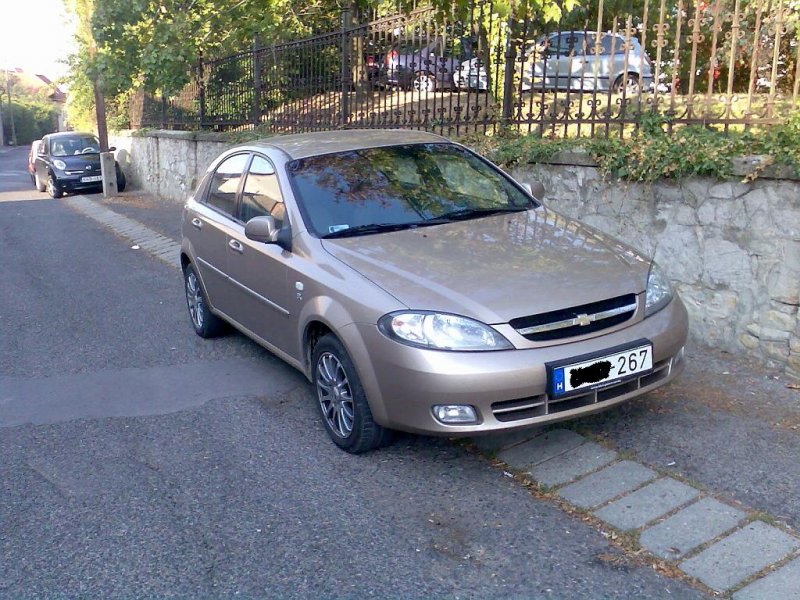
<box><xmin>184</xmin><ymin>263</ymin><xmax>227</xmax><ymax>338</ymax></box>
<box><xmin>312</xmin><ymin>334</ymin><xmax>392</xmax><ymax>454</ymax></box>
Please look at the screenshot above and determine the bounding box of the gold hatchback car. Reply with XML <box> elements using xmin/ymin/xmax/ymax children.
<box><xmin>181</xmin><ymin>130</ymin><xmax>688</xmax><ymax>453</ymax></box>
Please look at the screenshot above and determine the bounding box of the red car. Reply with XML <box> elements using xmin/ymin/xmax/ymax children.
<box><xmin>27</xmin><ymin>139</ymin><xmax>41</xmax><ymax>184</ymax></box>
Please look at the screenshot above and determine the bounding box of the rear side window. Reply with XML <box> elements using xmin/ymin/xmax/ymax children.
<box><xmin>240</xmin><ymin>155</ymin><xmax>286</xmax><ymax>227</ymax></box>
<box><xmin>206</xmin><ymin>153</ymin><xmax>250</xmax><ymax>217</ymax></box>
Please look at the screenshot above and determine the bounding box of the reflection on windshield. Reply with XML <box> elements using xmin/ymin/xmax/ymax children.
<box><xmin>51</xmin><ymin>136</ymin><xmax>101</xmax><ymax>157</ymax></box>
<box><xmin>288</xmin><ymin>143</ymin><xmax>534</xmax><ymax>237</ymax></box>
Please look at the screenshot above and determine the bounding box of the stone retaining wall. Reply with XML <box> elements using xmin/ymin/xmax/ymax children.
<box><xmin>111</xmin><ymin>130</ymin><xmax>800</xmax><ymax>379</ymax></box>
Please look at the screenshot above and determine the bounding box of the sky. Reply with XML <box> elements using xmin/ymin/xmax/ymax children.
<box><xmin>0</xmin><ymin>0</ymin><xmax>76</xmax><ymax>81</ymax></box>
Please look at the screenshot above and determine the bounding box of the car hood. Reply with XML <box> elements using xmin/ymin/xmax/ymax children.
<box><xmin>56</xmin><ymin>153</ymin><xmax>102</xmax><ymax>172</ymax></box>
<box><xmin>321</xmin><ymin>207</ymin><xmax>652</xmax><ymax>324</ymax></box>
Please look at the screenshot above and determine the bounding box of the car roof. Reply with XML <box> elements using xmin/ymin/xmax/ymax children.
<box><xmin>46</xmin><ymin>131</ymin><xmax>96</xmax><ymax>139</ymax></box>
<box><xmin>248</xmin><ymin>129</ymin><xmax>449</xmax><ymax>160</ymax></box>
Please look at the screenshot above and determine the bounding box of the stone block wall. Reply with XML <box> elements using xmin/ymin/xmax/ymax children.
<box><xmin>511</xmin><ymin>162</ymin><xmax>800</xmax><ymax>379</ymax></box>
<box><xmin>110</xmin><ymin>130</ymin><xmax>800</xmax><ymax>379</ymax></box>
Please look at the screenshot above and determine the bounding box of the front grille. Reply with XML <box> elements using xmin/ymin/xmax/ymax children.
<box><xmin>490</xmin><ymin>359</ymin><xmax>671</xmax><ymax>422</ymax></box>
<box><xmin>510</xmin><ymin>294</ymin><xmax>637</xmax><ymax>342</ymax></box>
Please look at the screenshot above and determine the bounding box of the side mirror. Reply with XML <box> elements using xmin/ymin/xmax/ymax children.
<box><xmin>245</xmin><ymin>215</ymin><xmax>280</xmax><ymax>243</ymax></box>
<box><xmin>109</xmin><ymin>146</ymin><xmax>117</xmax><ymax>152</ymax></box>
<box><xmin>245</xmin><ymin>215</ymin><xmax>292</xmax><ymax>251</ymax></box>
<box><xmin>522</xmin><ymin>181</ymin><xmax>545</xmax><ymax>199</ymax></box>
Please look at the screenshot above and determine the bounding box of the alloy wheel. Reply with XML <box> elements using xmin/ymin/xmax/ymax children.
<box><xmin>316</xmin><ymin>352</ymin><xmax>355</xmax><ymax>438</ymax></box>
<box><xmin>186</xmin><ymin>270</ymin><xmax>204</xmax><ymax>329</ymax></box>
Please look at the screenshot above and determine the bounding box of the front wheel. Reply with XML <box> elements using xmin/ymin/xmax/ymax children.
<box><xmin>614</xmin><ymin>73</ymin><xmax>642</xmax><ymax>96</ymax></box>
<box><xmin>412</xmin><ymin>72</ymin><xmax>436</xmax><ymax>93</ymax></box>
<box><xmin>47</xmin><ymin>175</ymin><xmax>63</xmax><ymax>199</ymax></box>
<box><xmin>312</xmin><ymin>334</ymin><xmax>392</xmax><ymax>454</ymax></box>
<box><xmin>116</xmin><ymin>166</ymin><xmax>127</xmax><ymax>192</ymax></box>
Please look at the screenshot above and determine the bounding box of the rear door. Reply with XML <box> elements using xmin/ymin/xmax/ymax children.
<box><xmin>185</xmin><ymin>152</ymin><xmax>250</xmax><ymax>316</ymax></box>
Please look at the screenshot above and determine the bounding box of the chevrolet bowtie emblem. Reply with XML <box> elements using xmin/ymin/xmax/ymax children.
<box><xmin>575</xmin><ymin>313</ymin><xmax>592</xmax><ymax>326</ymax></box>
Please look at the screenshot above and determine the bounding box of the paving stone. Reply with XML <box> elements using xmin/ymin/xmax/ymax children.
<box><xmin>593</xmin><ymin>477</ymin><xmax>700</xmax><ymax>531</ymax></box>
<box><xmin>640</xmin><ymin>497</ymin><xmax>747</xmax><ymax>559</ymax></box>
<box><xmin>530</xmin><ymin>441</ymin><xmax>617</xmax><ymax>487</ymax></box>
<box><xmin>497</xmin><ymin>429</ymin><xmax>585</xmax><ymax>470</ymax></box>
<box><xmin>733</xmin><ymin>557</ymin><xmax>800</xmax><ymax>600</ymax></box>
<box><xmin>679</xmin><ymin>521</ymin><xmax>800</xmax><ymax>592</ymax></box>
<box><xmin>558</xmin><ymin>460</ymin><xmax>657</xmax><ymax>509</ymax></box>
<box><xmin>471</xmin><ymin>428</ymin><xmax>542</xmax><ymax>453</ymax></box>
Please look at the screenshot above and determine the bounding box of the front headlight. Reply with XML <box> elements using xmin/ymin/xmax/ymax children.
<box><xmin>378</xmin><ymin>311</ymin><xmax>513</xmax><ymax>351</ymax></box>
<box><xmin>53</xmin><ymin>159</ymin><xmax>67</xmax><ymax>170</ymax></box>
<box><xmin>645</xmin><ymin>261</ymin><xmax>674</xmax><ymax>316</ymax></box>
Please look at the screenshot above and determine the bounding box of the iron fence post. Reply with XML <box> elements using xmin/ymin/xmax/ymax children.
<box><xmin>198</xmin><ymin>58</ymin><xmax>206</xmax><ymax>129</ymax></box>
<box><xmin>253</xmin><ymin>36</ymin><xmax>262</xmax><ymax>128</ymax></box>
<box><xmin>501</xmin><ymin>17</ymin><xmax>517</xmax><ymax>129</ymax></box>
<box><xmin>341</xmin><ymin>8</ymin><xmax>352</xmax><ymax>128</ymax></box>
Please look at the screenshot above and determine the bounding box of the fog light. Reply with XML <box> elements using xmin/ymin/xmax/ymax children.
<box><xmin>433</xmin><ymin>405</ymin><xmax>478</xmax><ymax>424</ymax></box>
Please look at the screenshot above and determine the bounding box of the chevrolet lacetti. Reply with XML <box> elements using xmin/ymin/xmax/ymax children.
<box><xmin>181</xmin><ymin>130</ymin><xmax>688</xmax><ymax>453</ymax></box>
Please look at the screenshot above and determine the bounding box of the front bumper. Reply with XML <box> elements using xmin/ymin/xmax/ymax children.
<box><xmin>53</xmin><ymin>172</ymin><xmax>103</xmax><ymax>193</ymax></box>
<box><xmin>341</xmin><ymin>295</ymin><xmax>688</xmax><ymax>436</ymax></box>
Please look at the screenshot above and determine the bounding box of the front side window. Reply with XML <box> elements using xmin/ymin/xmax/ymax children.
<box><xmin>287</xmin><ymin>143</ymin><xmax>534</xmax><ymax>238</ymax></box>
<box><xmin>240</xmin><ymin>155</ymin><xmax>286</xmax><ymax>227</ymax></box>
<box><xmin>206</xmin><ymin>153</ymin><xmax>250</xmax><ymax>217</ymax></box>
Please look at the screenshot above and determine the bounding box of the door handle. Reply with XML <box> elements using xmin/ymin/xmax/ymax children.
<box><xmin>191</xmin><ymin>217</ymin><xmax>203</xmax><ymax>230</ymax></box>
<box><xmin>228</xmin><ymin>239</ymin><xmax>244</xmax><ymax>254</ymax></box>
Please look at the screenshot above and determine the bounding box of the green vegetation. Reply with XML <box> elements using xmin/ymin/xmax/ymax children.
<box><xmin>1</xmin><ymin>99</ymin><xmax>60</xmax><ymax>145</ymax></box>
<box><xmin>467</xmin><ymin>110</ymin><xmax>800</xmax><ymax>182</ymax></box>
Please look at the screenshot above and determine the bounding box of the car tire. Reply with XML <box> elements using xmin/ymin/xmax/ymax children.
<box><xmin>412</xmin><ymin>72</ymin><xmax>436</xmax><ymax>93</ymax></box>
<box><xmin>116</xmin><ymin>165</ymin><xmax>127</xmax><ymax>192</ymax></box>
<box><xmin>183</xmin><ymin>263</ymin><xmax>227</xmax><ymax>338</ymax></box>
<box><xmin>47</xmin><ymin>174</ymin><xmax>63</xmax><ymax>199</ymax></box>
<box><xmin>614</xmin><ymin>73</ymin><xmax>641</xmax><ymax>96</ymax></box>
<box><xmin>312</xmin><ymin>334</ymin><xmax>393</xmax><ymax>454</ymax></box>
<box><xmin>34</xmin><ymin>171</ymin><xmax>46</xmax><ymax>192</ymax></box>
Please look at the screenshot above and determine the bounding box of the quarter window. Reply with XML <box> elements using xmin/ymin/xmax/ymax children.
<box><xmin>207</xmin><ymin>153</ymin><xmax>250</xmax><ymax>217</ymax></box>
<box><xmin>240</xmin><ymin>155</ymin><xmax>286</xmax><ymax>227</ymax></box>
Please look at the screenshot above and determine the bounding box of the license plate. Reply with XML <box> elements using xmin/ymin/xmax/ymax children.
<box><xmin>547</xmin><ymin>340</ymin><xmax>653</xmax><ymax>398</ymax></box>
<box><xmin>80</xmin><ymin>175</ymin><xmax>102</xmax><ymax>183</ymax></box>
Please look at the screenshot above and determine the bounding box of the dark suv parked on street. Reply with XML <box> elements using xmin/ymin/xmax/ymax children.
<box><xmin>33</xmin><ymin>132</ymin><xmax>126</xmax><ymax>198</ymax></box>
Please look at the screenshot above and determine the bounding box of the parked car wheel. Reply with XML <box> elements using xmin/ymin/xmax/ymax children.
<box><xmin>412</xmin><ymin>72</ymin><xmax>436</xmax><ymax>93</ymax></box>
<box><xmin>184</xmin><ymin>263</ymin><xmax>227</xmax><ymax>338</ymax></box>
<box><xmin>47</xmin><ymin>174</ymin><xmax>63</xmax><ymax>199</ymax></box>
<box><xmin>34</xmin><ymin>172</ymin><xmax>46</xmax><ymax>192</ymax></box>
<box><xmin>312</xmin><ymin>334</ymin><xmax>392</xmax><ymax>454</ymax></box>
<box><xmin>614</xmin><ymin>72</ymin><xmax>642</xmax><ymax>95</ymax></box>
<box><xmin>116</xmin><ymin>166</ymin><xmax>127</xmax><ymax>192</ymax></box>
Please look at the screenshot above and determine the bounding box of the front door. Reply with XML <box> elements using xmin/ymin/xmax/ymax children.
<box><xmin>224</xmin><ymin>154</ymin><xmax>294</xmax><ymax>356</ymax></box>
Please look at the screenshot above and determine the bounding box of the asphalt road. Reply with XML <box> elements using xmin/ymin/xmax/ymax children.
<box><xmin>0</xmin><ymin>144</ymin><xmax>702</xmax><ymax>598</ymax></box>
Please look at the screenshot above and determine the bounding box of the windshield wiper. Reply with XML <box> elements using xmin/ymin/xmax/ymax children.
<box><xmin>428</xmin><ymin>206</ymin><xmax>529</xmax><ymax>223</ymax></box>
<box><xmin>321</xmin><ymin>222</ymin><xmax>422</xmax><ymax>239</ymax></box>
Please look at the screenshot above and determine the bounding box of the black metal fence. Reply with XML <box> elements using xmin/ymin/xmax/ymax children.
<box><xmin>132</xmin><ymin>0</ymin><xmax>800</xmax><ymax>138</ymax></box>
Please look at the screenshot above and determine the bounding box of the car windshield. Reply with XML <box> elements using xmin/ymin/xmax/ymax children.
<box><xmin>50</xmin><ymin>135</ymin><xmax>101</xmax><ymax>157</ymax></box>
<box><xmin>288</xmin><ymin>143</ymin><xmax>535</xmax><ymax>238</ymax></box>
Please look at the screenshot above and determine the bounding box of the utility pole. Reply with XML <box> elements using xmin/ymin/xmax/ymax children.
<box><xmin>5</xmin><ymin>69</ymin><xmax>17</xmax><ymax>146</ymax></box>
<box><xmin>0</xmin><ymin>97</ymin><xmax>5</xmax><ymax>146</ymax></box>
<box><xmin>93</xmin><ymin>79</ymin><xmax>117</xmax><ymax>197</ymax></box>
